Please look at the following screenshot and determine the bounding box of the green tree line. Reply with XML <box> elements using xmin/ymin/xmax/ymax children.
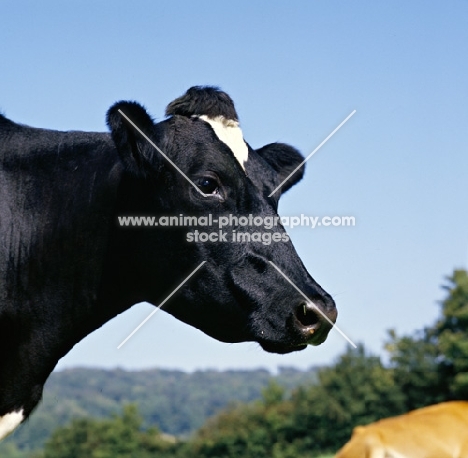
<box><xmin>0</xmin><ymin>366</ymin><xmax>319</xmax><ymax>456</ymax></box>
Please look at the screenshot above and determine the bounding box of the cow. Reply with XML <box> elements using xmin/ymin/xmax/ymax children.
<box><xmin>335</xmin><ymin>401</ymin><xmax>468</xmax><ymax>458</ymax></box>
<box><xmin>0</xmin><ymin>86</ymin><xmax>337</xmax><ymax>439</ymax></box>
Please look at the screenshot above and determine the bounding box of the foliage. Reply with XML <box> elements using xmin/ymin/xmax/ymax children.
<box><xmin>385</xmin><ymin>327</ymin><xmax>449</xmax><ymax>409</ymax></box>
<box><xmin>289</xmin><ymin>344</ymin><xmax>405</xmax><ymax>452</ymax></box>
<box><xmin>189</xmin><ymin>382</ymin><xmax>298</xmax><ymax>458</ymax></box>
<box><xmin>188</xmin><ymin>346</ymin><xmax>406</xmax><ymax>456</ymax></box>
<box><xmin>0</xmin><ymin>367</ymin><xmax>319</xmax><ymax>455</ymax></box>
<box><xmin>436</xmin><ymin>269</ymin><xmax>468</xmax><ymax>397</ymax></box>
<box><xmin>41</xmin><ymin>404</ymin><xmax>182</xmax><ymax>458</ymax></box>
<box><xmin>0</xmin><ymin>442</ymin><xmax>42</xmax><ymax>458</ymax></box>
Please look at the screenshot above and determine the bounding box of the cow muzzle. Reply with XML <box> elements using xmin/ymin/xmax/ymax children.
<box><xmin>293</xmin><ymin>299</ymin><xmax>337</xmax><ymax>346</ymax></box>
<box><xmin>258</xmin><ymin>296</ymin><xmax>337</xmax><ymax>354</ymax></box>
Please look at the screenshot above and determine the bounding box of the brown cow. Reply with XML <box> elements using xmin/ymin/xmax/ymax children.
<box><xmin>335</xmin><ymin>401</ymin><xmax>468</xmax><ymax>458</ymax></box>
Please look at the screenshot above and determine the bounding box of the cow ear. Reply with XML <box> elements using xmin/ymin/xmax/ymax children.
<box><xmin>106</xmin><ymin>101</ymin><xmax>158</xmax><ymax>175</ymax></box>
<box><xmin>255</xmin><ymin>143</ymin><xmax>305</xmax><ymax>194</ymax></box>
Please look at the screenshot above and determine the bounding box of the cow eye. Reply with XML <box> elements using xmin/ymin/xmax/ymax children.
<box><xmin>197</xmin><ymin>176</ymin><xmax>219</xmax><ymax>195</ymax></box>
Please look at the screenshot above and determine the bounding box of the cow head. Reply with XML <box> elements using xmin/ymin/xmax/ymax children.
<box><xmin>106</xmin><ymin>86</ymin><xmax>337</xmax><ymax>354</ymax></box>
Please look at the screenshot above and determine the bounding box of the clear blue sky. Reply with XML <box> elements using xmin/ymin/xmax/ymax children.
<box><xmin>1</xmin><ymin>1</ymin><xmax>467</xmax><ymax>372</ymax></box>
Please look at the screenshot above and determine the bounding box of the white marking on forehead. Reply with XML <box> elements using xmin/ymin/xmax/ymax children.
<box><xmin>0</xmin><ymin>409</ymin><xmax>24</xmax><ymax>440</ymax></box>
<box><xmin>198</xmin><ymin>115</ymin><xmax>248</xmax><ymax>171</ymax></box>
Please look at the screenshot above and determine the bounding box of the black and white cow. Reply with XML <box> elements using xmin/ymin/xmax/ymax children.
<box><xmin>0</xmin><ymin>86</ymin><xmax>337</xmax><ymax>439</ymax></box>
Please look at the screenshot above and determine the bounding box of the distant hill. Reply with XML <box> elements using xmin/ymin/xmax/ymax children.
<box><xmin>1</xmin><ymin>366</ymin><xmax>319</xmax><ymax>455</ymax></box>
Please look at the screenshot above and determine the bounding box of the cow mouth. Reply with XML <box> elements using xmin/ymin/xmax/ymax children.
<box><xmin>259</xmin><ymin>341</ymin><xmax>308</xmax><ymax>354</ymax></box>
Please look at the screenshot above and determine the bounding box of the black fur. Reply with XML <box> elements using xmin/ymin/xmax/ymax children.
<box><xmin>106</xmin><ymin>101</ymin><xmax>159</xmax><ymax>176</ymax></box>
<box><xmin>166</xmin><ymin>86</ymin><xmax>239</xmax><ymax>121</ymax></box>
<box><xmin>256</xmin><ymin>143</ymin><xmax>305</xmax><ymax>194</ymax></box>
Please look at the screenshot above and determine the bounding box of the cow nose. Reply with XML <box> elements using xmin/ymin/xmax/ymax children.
<box><xmin>295</xmin><ymin>302</ymin><xmax>321</xmax><ymax>327</ymax></box>
<box><xmin>293</xmin><ymin>299</ymin><xmax>337</xmax><ymax>345</ymax></box>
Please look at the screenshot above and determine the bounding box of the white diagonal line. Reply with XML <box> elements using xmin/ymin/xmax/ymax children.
<box><xmin>117</xmin><ymin>261</ymin><xmax>206</xmax><ymax>349</ymax></box>
<box><xmin>268</xmin><ymin>109</ymin><xmax>356</xmax><ymax>197</ymax></box>
<box><xmin>268</xmin><ymin>261</ymin><xmax>356</xmax><ymax>347</ymax></box>
<box><xmin>118</xmin><ymin>109</ymin><xmax>208</xmax><ymax>197</ymax></box>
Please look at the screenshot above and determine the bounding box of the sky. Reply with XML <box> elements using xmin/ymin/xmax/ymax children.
<box><xmin>1</xmin><ymin>1</ymin><xmax>467</xmax><ymax>373</ymax></box>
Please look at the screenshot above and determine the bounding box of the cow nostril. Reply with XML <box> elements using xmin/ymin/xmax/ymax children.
<box><xmin>295</xmin><ymin>302</ymin><xmax>320</xmax><ymax>328</ymax></box>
